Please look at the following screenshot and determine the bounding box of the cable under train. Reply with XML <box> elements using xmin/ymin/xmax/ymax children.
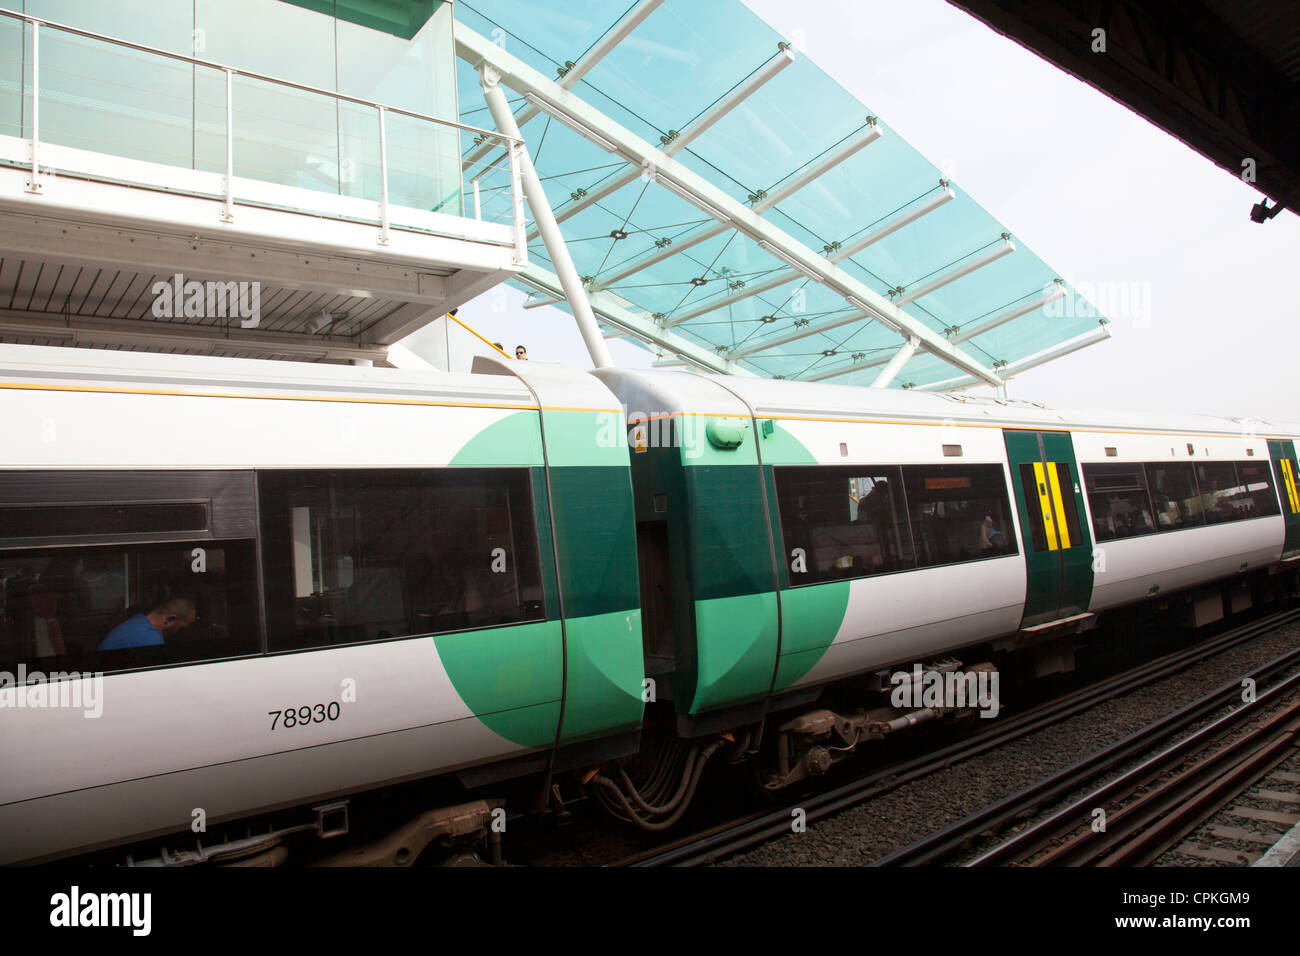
<box><xmin>2</xmin><ymin>343</ymin><xmax>1297</xmax><ymax>864</ymax></box>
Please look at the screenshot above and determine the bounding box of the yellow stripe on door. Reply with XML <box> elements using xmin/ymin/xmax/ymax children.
<box><xmin>1033</xmin><ymin>461</ymin><xmax>1059</xmax><ymax>551</ymax></box>
<box><xmin>1283</xmin><ymin>458</ymin><xmax>1300</xmax><ymax>514</ymax></box>
<box><xmin>1046</xmin><ymin>462</ymin><xmax>1073</xmax><ymax>550</ymax></box>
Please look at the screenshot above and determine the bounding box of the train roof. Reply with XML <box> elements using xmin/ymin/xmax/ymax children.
<box><xmin>1</xmin><ymin>345</ymin><xmax>1295</xmax><ymax>442</ymax></box>
<box><xmin>0</xmin><ymin>344</ymin><xmax>539</xmax><ymax>409</ymax></box>
<box><xmin>594</xmin><ymin>367</ymin><xmax>1300</xmax><ymax>441</ymax></box>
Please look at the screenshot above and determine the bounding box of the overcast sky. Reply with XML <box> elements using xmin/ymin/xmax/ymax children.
<box><xmin>444</xmin><ymin>0</ymin><xmax>1300</xmax><ymax>424</ymax></box>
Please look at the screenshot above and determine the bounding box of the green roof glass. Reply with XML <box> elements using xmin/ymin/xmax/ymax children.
<box><xmin>454</xmin><ymin>0</ymin><xmax>1108</xmax><ymax>388</ymax></box>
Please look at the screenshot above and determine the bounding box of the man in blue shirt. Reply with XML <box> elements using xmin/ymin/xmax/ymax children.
<box><xmin>99</xmin><ymin>597</ymin><xmax>196</xmax><ymax>651</ymax></box>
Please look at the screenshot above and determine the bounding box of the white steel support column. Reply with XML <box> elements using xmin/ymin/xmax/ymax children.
<box><xmin>870</xmin><ymin>336</ymin><xmax>920</xmax><ymax>388</ymax></box>
<box><xmin>480</xmin><ymin>63</ymin><xmax>614</xmax><ymax>369</ymax></box>
<box><xmin>458</xmin><ymin>25</ymin><xmax>1000</xmax><ymax>386</ymax></box>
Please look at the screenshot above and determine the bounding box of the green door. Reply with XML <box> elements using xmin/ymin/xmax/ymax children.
<box><xmin>1268</xmin><ymin>439</ymin><xmax>1300</xmax><ymax>556</ymax></box>
<box><xmin>1004</xmin><ymin>429</ymin><xmax>1094</xmax><ymax>627</ymax></box>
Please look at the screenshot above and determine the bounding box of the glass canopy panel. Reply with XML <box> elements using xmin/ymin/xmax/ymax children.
<box><xmin>454</xmin><ymin>0</ymin><xmax>1108</xmax><ymax>387</ymax></box>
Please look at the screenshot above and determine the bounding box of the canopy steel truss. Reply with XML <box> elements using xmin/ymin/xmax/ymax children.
<box><xmin>455</xmin><ymin>1</ymin><xmax>1109</xmax><ymax>389</ymax></box>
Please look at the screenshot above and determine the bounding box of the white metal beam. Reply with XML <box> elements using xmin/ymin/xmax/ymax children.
<box><xmin>523</xmin><ymin>293</ymin><xmax>564</xmax><ymax>310</ymax></box>
<box><xmin>461</xmin><ymin>0</ymin><xmax>665</xmax><ymax>173</ymax></box>
<box><xmin>802</xmin><ymin>352</ymin><xmax>890</xmax><ymax>382</ymax></box>
<box><xmin>797</xmin><ymin>282</ymin><xmax>1068</xmax><ymax>380</ymax></box>
<box><xmin>480</xmin><ymin>64</ymin><xmax>613</xmax><ymax>368</ymax></box>
<box><xmin>917</xmin><ymin>324</ymin><xmax>1112</xmax><ymax>392</ymax></box>
<box><xmin>588</xmin><ymin>122</ymin><xmax>884</xmax><ymax>293</ymax></box>
<box><xmin>951</xmin><ymin>282</ymin><xmax>1064</xmax><ymax>342</ymax></box>
<box><xmin>657</xmin><ymin>186</ymin><xmax>956</xmax><ymax>327</ymax></box>
<box><xmin>832</xmin><ymin>185</ymin><xmax>958</xmax><ymax>262</ymax></box>
<box><xmin>729</xmin><ymin>311</ymin><xmax>872</xmax><ymax>360</ymax></box>
<box><xmin>531</xmin><ymin>46</ymin><xmax>796</xmax><ymax>237</ymax></box>
<box><xmin>514</xmin><ymin>263</ymin><xmax>753</xmax><ymax>376</ymax></box>
<box><xmin>895</xmin><ymin>236</ymin><xmax>1015</xmax><ymax>305</ymax></box>
<box><xmin>456</xmin><ymin>25</ymin><xmax>1000</xmax><ymax>386</ymax></box>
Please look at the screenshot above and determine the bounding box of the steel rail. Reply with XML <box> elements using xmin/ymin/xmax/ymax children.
<box><xmin>884</xmin><ymin>643</ymin><xmax>1300</xmax><ymax>866</ymax></box>
<box><xmin>620</xmin><ymin>603</ymin><xmax>1300</xmax><ymax>867</ymax></box>
<box><xmin>972</xmin><ymin>675</ymin><xmax>1300</xmax><ymax>867</ymax></box>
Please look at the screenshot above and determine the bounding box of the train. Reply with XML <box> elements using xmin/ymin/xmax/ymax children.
<box><xmin>1</xmin><ymin>342</ymin><xmax>1298</xmax><ymax>864</ymax></box>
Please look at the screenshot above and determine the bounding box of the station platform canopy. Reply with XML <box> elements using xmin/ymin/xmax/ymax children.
<box><xmin>454</xmin><ymin>0</ymin><xmax>1111</xmax><ymax>390</ymax></box>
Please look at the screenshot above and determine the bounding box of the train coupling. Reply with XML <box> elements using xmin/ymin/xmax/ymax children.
<box><xmin>764</xmin><ymin>661</ymin><xmax>999</xmax><ymax>790</ymax></box>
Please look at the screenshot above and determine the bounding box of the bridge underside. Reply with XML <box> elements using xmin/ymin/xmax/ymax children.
<box><xmin>949</xmin><ymin>0</ymin><xmax>1300</xmax><ymax>220</ymax></box>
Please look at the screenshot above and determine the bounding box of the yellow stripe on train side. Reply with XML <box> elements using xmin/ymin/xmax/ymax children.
<box><xmin>1046</xmin><ymin>461</ymin><xmax>1073</xmax><ymax>550</ymax></box>
<box><xmin>1033</xmin><ymin>461</ymin><xmax>1059</xmax><ymax>551</ymax></box>
<box><xmin>1284</xmin><ymin>458</ymin><xmax>1300</xmax><ymax>514</ymax></box>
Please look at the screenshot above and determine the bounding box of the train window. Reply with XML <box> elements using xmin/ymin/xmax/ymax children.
<box><xmin>901</xmin><ymin>464</ymin><xmax>1018</xmax><ymax>567</ymax></box>
<box><xmin>774</xmin><ymin>466</ymin><xmax>914</xmax><ymax>584</ymax></box>
<box><xmin>0</xmin><ymin>470</ymin><xmax>260</xmax><ymax>678</ymax></box>
<box><xmin>0</xmin><ymin>541</ymin><xmax>260</xmax><ymax>677</ymax></box>
<box><xmin>1234</xmin><ymin>461</ymin><xmax>1281</xmax><ymax>518</ymax></box>
<box><xmin>258</xmin><ymin>469</ymin><xmax>545</xmax><ymax>651</ymax></box>
<box><xmin>0</xmin><ymin>502</ymin><xmax>208</xmax><ymax>542</ymax></box>
<box><xmin>1084</xmin><ymin>463</ymin><xmax>1156</xmax><ymax>541</ymax></box>
<box><xmin>1197</xmin><ymin>462</ymin><xmax>1245</xmax><ymax>524</ymax></box>
<box><xmin>1145</xmin><ymin>463</ymin><xmax>1206</xmax><ymax>530</ymax></box>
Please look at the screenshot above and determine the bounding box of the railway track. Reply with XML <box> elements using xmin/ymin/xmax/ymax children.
<box><xmin>1163</xmin><ymin>758</ymin><xmax>1300</xmax><ymax>865</ymax></box>
<box><xmin>957</xmin><ymin>679</ymin><xmax>1300</xmax><ymax>866</ymax></box>
<box><xmin>618</xmin><ymin>604</ymin><xmax>1300</xmax><ymax>867</ymax></box>
<box><xmin>878</xmin><ymin>643</ymin><xmax>1300</xmax><ymax>866</ymax></box>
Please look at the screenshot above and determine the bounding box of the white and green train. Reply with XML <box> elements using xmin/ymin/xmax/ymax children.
<box><xmin>2</xmin><ymin>344</ymin><xmax>1297</xmax><ymax>863</ymax></box>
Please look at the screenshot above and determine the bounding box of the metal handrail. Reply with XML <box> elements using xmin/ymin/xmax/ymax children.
<box><xmin>3</xmin><ymin>4</ymin><xmax>527</xmax><ymax>253</ymax></box>
<box><xmin>0</xmin><ymin>6</ymin><xmax>519</xmax><ymax>145</ymax></box>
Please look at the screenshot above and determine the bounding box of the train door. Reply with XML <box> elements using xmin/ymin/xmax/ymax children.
<box><xmin>1004</xmin><ymin>429</ymin><xmax>1094</xmax><ymax>627</ymax></box>
<box><xmin>1268</xmin><ymin>439</ymin><xmax>1300</xmax><ymax>557</ymax></box>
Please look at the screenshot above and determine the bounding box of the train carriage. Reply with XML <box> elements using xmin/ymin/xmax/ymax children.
<box><xmin>0</xmin><ymin>345</ymin><xmax>644</xmax><ymax>864</ymax></box>
<box><xmin>2</xmin><ymin>345</ymin><xmax>1298</xmax><ymax>862</ymax></box>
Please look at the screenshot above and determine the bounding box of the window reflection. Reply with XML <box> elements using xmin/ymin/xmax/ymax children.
<box><xmin>776</xmin><ymin>463</ymin><xmax>1016</xmax><ymax>586</ymax></box>
<box><xmin>258</xmin><ymin>469</ymin><xmax>546</xmax><ymax>651</ymax></box>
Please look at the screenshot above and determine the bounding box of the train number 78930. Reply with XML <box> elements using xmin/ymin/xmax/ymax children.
<box><xmin>268</xmin><ymin>702</ymin><xmax>341</xmax><ymax>730</ymax></box>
